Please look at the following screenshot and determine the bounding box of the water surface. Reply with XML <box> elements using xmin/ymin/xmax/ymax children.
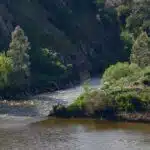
<box><xmin>1</xmin><ymin>119</ymin><xmax>150</xmax><ymax>150</ymax></box>
<box><xmin>0</xmin><ymin>78</ymin><xmax>150</xmax><ymax>150</ymax></box>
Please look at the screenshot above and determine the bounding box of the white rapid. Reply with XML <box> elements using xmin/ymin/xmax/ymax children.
<box><xmin>33</xmin><ymin>78</ymin><xmax>101</xmax><ymax>116</ymax></box>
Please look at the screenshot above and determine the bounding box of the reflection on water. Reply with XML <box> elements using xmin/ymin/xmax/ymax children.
<box><xmin>0</xmin><ymin>119</ymin><xmax>150</xmax><ymax>150</ymax></box>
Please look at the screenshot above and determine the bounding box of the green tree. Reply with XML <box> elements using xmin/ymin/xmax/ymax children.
<box><xmin>31</xmin><ymin>48</ymin><xmax>73</xmax><ymax>89</ymax></box>
<box><xmin>0</xmin><ymin>53</ymin><xmax>13</xmax><ymax>89</ymax></box>
<box><xmin>130</xmin><ymin>32</ymin><xmax>150</xmax><ymax>68</ymax></box>
<box><xmin>7</xmin><ymin>26</ymin><xmax>30</xmax><ymax>87</ymax></box>
<box><xmin>120</xmin><ymin>30</ymin><xmax>134</xmax><ymax>54</ymax></box>
<box><xmin>126</xmin><ymin>0</ymin><xmax>150</xmax><ymax>36</ymax></box>
<box><xmin>116</xmin><ymin>4</ymin><xmax>131</xmax><ymax>28</ymax></box>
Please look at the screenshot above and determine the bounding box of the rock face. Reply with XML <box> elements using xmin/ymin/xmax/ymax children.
<box><xmin>0</xmin><ymin>0</ymin><xmax>126</xmax><ymax>76</ymax></box>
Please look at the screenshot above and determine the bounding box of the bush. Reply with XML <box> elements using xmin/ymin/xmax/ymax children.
<box><xmin>141</xmin><ymin>66</ymin><xmax>150</xmax><ymax>86</ymax></box>
<box><xmin>51</xmin><ymin>60</ymin><xmax>150</xmax><ymax>118</ymax></box>
<box><xmin>116</xmin><ymin>5</ymin><xmax>131</xmax><ymax>27</ymax></box>
<box><xmin>52</xmin><ymin>105</ymin><xmax>68</xmax><ymax>117</ymax></box>
<box><xmin>102</xmin><ymin>62</ymin><xmax>130</xmax><ymax>82</ymax></box>
<box><xmin>102</xmin><ymin>62</ymin><xmax>142</xmax><ymax>89</ymax></box>
<box><xmin>116</xmin><ymin>5</ymin><xmax>130</xmax><ymax>18</ymax></box>
<box><xmin>67</xmin><ymin>90</ymin><xmax>116</xmax><ymax>117</ymax></box>
<box><xmin>115</xmin><ymin>92</ymin><xmax>145</xmax><ymax>112</ymax></box>
<box><xmin>0</xmin><ymin>53</ymin><xmax>13</xmax><ymax>89</ymax></box>
<box><xmin>83</xmin><ymin>90</ymin><xmax>113</xmax><ymax>115</ymax></box>
<box><xmin>120</xmin><ymin>30</ymin><xmax>134</xmax><ymax>54</ymax></box>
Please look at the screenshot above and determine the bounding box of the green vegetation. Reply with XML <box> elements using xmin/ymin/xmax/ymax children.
<box><xmin>7</xmin><ymin>26</ymin><xmax>30</xmax><ymax>88</ymax></box>
<box><xmin>0</xmin><ymin>0</ymin><xmax>130</xmax><ymax>98</ymax></box>
<box><xmin>51</xmin><ymin>0</ymin><xmax>150</xmax><ymax>118</ymax></box>
<box><xmin>52</xmin><ymin>62</ymin><xmax>150</xmax><ymax>118</ymax></box>
<box><xmin>0</xmin><ymin>26</ymin><xmax>72</xmax><ymax>98</ymax></box>
<box><xmin>0</xmin><ymin>53</ymin><xmax>13</xmax><ymax>89</ymax></box>
<box><xmin>0</xmin><ymin>0</ymin><xmax>149</xmax><ymax>101</ymax></box>
<box><xmin>130</xmin><ymin>32</ymin><xmax>150</xmax><ymax>68</ymax></box>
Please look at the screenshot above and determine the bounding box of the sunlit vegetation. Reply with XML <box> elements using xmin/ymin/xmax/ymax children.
<box><xmin>0</xmin><ymin>0</ymin><xmax>149</xmax><ymax>106</ymax></box>
<box><xmin>51</xmin><ymin>0</ymin><xmax>150</xmax><ymax>119</ymax></box>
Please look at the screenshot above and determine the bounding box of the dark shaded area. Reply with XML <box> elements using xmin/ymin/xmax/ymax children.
<box><xmin>0</xmin><ymin>0</ymin><xmax>129</xmax><ymax>97</ymax></box>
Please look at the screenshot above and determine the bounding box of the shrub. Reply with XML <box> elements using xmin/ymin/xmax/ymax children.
<box><xmin>102</xmin><ymin>62</ymin><xmax>142</xmax><ymax>88</ymax></box>
<box><xmin>120</xmin><ymin>30</ymin><xmax>134</xmax><ymax>54</ymax></box>
<box><xmin>116</xmin><ymin>5</ymin><xmax>130</xmax><ymax>19</ymax></box>
<box><xmin>143</xmin><ymin>66</ymin><xmax>150</xmax><ymax>86</ymax></box>
<box><xmin>102</xmin><ymin>62</ymin><xmax>130</xmax><ymax>82</ymax></box>
<box><xmin>71</xmin><ymin>90</ymin><xmax>116</xmax><ymax>117</ymax></box>
<box><xmin>115</xmin><ymin>92</ymin><xmax>145</xmax><ymax>112</ymax></box>
<box><xmin>0</xmin><ymin>53</ymin><xmax>13</xmax><ymax>89</ymax></box>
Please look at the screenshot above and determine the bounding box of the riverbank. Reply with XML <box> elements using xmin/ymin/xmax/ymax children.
<box><xmin>49</xmin><ymin>110</ymin><xmax>150</xmax><ymax>123</ymax></box>
<box><xmin>0</xmin><ymin>100</ymin><xmax>35</xmax><ymax>107</ymax></box>
<box><xmin>49</xmin><ymin>62</ymin><xmax>150</xmax><ymax>123</ymax></box>
<box><xmin>0</xmin><ymin>79</ymin><xmax>81</xmax><ymax>100</ymax></box>
<box><xmin>117</xmin><ymin>112</ymin><xmax>150</xmax><ymax>123</ymax></box>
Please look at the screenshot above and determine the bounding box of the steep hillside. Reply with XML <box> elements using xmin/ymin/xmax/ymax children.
<box><xmin>0</xmin><ymin>0</ymin><xmax>126</xmax><ymax>69</ymax></box>
<box><xmin>0</xmin><ymin>0</ymin><xmax>130</xmax><ymax>97</ymax></box>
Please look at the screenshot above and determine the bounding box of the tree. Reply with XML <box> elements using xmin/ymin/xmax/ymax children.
<box><xmin>31</xmin><ymin>48</ymin><xmax>72</xmax><ymax>88</ymax></box>
<box><xmin>130</xmin><ymin>32</ymin><xmax>150</xmax><ymax>68</ymax></box>
<box><xmin>7</xmin><ymin>26</ymin><xmax>30</xmax><ymax>88</ymax></box>
<box><xmin>126</xmin><ymin>0</ymin><xmax>150</xmax><ymax>37</ymax></box>
<box><xmin>120</xmin><ymin>30</ymin><xmax>134</xmax><ymax>54</ymax></box>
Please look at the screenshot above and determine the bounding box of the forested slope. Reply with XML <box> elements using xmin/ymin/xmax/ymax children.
<box><xmin>1</xmin><ymin>0</ymin><xmax>149</xmax><ymax>97</ymax></box>
<box><xmin>51</xmin><ymin>0</ymin><xmax>150</xmax><ymax>119</ymax></box>
<box><xmin>0</xmin><ymin>0</ymin><xmax>126</xmax><ymax>71</ymax></box>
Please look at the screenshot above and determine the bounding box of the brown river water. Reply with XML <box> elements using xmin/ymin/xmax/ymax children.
<box><xmin>0</xmin><ymin>79</ymin><xmax>150</xmax><ymax>150</ymax></box>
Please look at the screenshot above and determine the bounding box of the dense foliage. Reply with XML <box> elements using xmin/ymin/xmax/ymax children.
<box><xmin>7</xmin><ymin>26</ymin><xmax>30</xmax><ymax>88</ymax></box>
<box><xmin>0</xmin><ymin>53</ymin><xmax>12</xmax><ymax>89</ymax></box>
<box><xmin>0</xmin><ymin>0</ymin><xmax>149</xmax><ymax>99</ymax></box>
<box><xmin>0</xmin><ymin>0</ymin><xmax>129</xmax><ymax>97</ymax></box>
<box><xmin>52</xmin><ymin>62</ymin><xmax>150</xmax><ymax>118</ymax></box>
<box><xmin>51</xmin><ymin>0</ymin><xmax>150</xmax><ymax>118</ymax></box>
<box><xmin>130</xmin><ymin>32</ymin><xmax>150</xmax><ymax>68</ymax></box>
<box><xmin>0</xmin><ymin>26</ymin><xmax>72</xmax><ymax>97</ymax></box>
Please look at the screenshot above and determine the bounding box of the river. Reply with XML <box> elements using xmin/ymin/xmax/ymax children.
<box><xmin>0</xmin><ymin>78</ymin><xmax>150</xmax><ymax>150</ymax></box>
